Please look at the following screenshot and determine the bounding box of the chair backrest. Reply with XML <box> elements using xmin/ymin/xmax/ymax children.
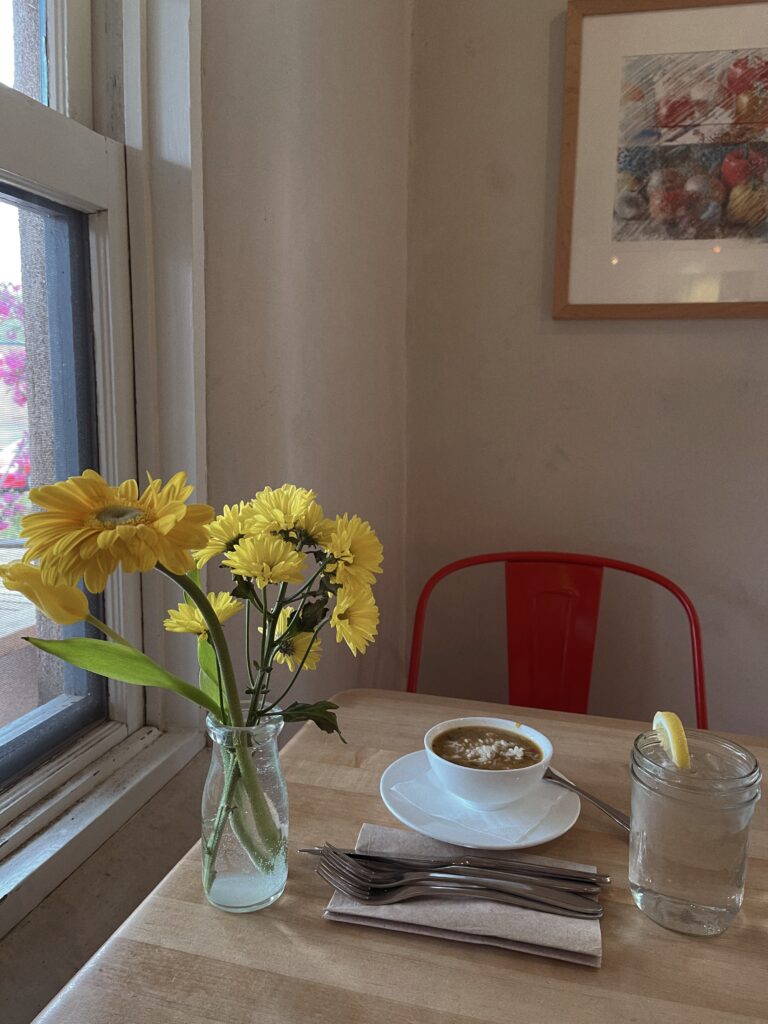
<box><xmin>407</xmin><ymin>551</ymin><xmax>708</xmax><ymax>729</ymax></box>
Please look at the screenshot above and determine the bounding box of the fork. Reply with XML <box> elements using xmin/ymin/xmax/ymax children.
<box><xmin>299</xmin><ymin>847</ymin><xmax>611</xmax><ymax>885</ymax></box>
<box><xmin>321</xmin><ymin>846</ymin><xmax>601</xmax><ymax>912</ymax></box>
<box><xmin>317</xmin><ymin>859</ymin><xmax>603</xmax><ymax>918</ymax></box>
<box><xmin>321</xmin><ymin>844</ymin><xmax>602</xmax><ymax>902</ymax></box>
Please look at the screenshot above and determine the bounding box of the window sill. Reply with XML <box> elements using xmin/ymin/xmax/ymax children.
<box><xmin>0</xmin><ymin>726</ymin><xmax>204</xmax><ymax>939</ymax></box>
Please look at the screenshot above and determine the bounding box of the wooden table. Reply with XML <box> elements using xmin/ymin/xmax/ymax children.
<box><xmin>35</xmin><ymin>689</ymin><xmax>768</xmax><ymax>1024</ymax></box>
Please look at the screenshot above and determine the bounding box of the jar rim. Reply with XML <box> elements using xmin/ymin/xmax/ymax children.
<box><xmin>632</xmin><ymin>729</ymin><xmax>761</xmax><ymax>796</ymax></box>
<box><xmin>205</xmin><ymin>703</ymin><xmax>284</xmax><ymax>745</ymax></box>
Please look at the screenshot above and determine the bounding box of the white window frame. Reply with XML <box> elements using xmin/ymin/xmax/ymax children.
<box><xmin>46</xmin><ymin>0</ymin><xmax>94</xmax><ymax>129</ymax></box>
<box><xmin>0</xmin><ymin>0</ymin><xmax>207</xmax><ymax>939</ymax></box>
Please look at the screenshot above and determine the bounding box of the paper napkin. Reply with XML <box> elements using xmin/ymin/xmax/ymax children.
<box><xmin>323</xmin><ymin>823</ymin><xmax>603</xmax><ymax>968</ymax></box>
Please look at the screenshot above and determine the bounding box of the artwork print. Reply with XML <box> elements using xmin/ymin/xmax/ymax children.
<box><xmin>613</xmin><ymin>48</ymin><xmax>768</xmax><ymax>242</ymax></box>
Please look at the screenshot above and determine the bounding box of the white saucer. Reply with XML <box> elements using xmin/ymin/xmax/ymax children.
<box><xmin>379</xmin><ymin>750</ymin><xmax>581</xmax><ymax>850</ymax></box>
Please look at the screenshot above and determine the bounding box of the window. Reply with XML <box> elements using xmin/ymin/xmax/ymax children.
<box><xmin>0</xmin><ymin>0</ymin><xmax>140</xmax><ymax>813</ymax></box>
<box><xmin>0</xmin><ymin>0</ymin><xmax>131</xmax><ymax>787</ymax></box>
<box><xmin>0</xmin><ymin>184</ymin><xmax>107</xmax><ymax>787</ymax></box>
<box><xmin>0</xmin><ymin>0</ymin><xmax>205</xmax><ymax>939</ymax></box>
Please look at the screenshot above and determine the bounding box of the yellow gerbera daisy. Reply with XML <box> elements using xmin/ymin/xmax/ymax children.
<box><xmin>195</xmin><ymin>502</ymin><xmax>254</xmax><ymax>568</ymax></box>
<box><xmin>325</xmin><ymin>514</ymin><xmax>383</xmax><ymax>591</ymax></box>
<box><xmin>331</xmin><ymin>586</ymin><xmax>379</xmax><ymax>656</ymax></box>
<box><xmin>0</xmin><ymin>561</ymin><xmax>89</xmax><ymax>625</ymax></box>
<box><xmin>163</xmin><ymin>591</ymin><xmax>242</xmax><ymax>636</ymax></box>
<box><xmin>221</xmin><ymin>535</ymin><xmax>306</xmax><ymax>589</ymax></box>
<box><xmin>263</xmin><ymin>606</ymin><xmax>321</xmax><ymax>671</ymax></box>
<box><xmin>21</xmin><ymin>470</ymin><xmax>214</xmax><ymax>593</ymax></box>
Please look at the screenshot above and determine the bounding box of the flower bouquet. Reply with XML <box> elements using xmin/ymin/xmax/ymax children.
<box><xmin>0</xmin><ymin>473</ymin><xmax>382</xmax><ymax>911</ymax></box>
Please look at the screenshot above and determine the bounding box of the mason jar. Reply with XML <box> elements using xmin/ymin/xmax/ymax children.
<box><xmin>629</xmin><ymin>729</ymin><xmax>761</xmax><ymax>935</ymax></box>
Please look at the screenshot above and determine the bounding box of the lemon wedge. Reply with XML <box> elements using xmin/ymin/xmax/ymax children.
<box><xmin>653</xmin><ymin>710</ymin><xmax>691</xmax><ymax>769</ymax></box>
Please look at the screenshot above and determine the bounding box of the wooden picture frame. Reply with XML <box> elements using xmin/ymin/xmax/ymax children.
<box><xmin>554</xmin><ymin>0</ymin><xmax>768</xmax><ymax>319</ymax></box>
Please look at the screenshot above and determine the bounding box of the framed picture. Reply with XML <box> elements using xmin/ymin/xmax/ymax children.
<box><xmin>554</xmin><ymin>0</ymin><xmax>768</xmax><ymax>318</ymax></box>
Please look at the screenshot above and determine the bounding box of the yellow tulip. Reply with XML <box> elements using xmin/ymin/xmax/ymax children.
<box><xmin>0</xmin><ymin>561</ymin><xmax>89</xmax><ymax>625</ymax></box>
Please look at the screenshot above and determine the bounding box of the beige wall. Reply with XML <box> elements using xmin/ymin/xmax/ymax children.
<box><xmin>201</xmin><ymin>1</ymin><xmax>411</xmax><ymax>701</ymax></box>
<box><xmin>407</xmin><ymin>0</ymin><xmax>768</xmax><ymax>734</ymax></box>
<box><xmin>202</xmin><ymin>0</ymin><xmax>768</xmax><ymax>734</ymax></box>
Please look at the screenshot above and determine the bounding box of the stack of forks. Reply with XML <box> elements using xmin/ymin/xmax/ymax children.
<box><xmin>303</xmin><ymin>844</ymin><xmax>609</xmax><ymax>919</ymax></box>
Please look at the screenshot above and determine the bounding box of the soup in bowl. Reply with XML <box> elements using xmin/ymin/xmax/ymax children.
<box><xmin>425</xmin><ymin>716</ymin><xmax>553</xmax><ymax>809</ymax></box>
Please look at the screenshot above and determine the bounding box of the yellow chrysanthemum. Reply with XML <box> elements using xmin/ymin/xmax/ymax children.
<box><xmin>221</xmin><ymin>535</ymin><xmax>306</xmax><ymax>589</ymax></box>
<box><xmin>0</xmin><ymin>561</ymin><xmax>89</xmax><ymax>625</ymax></box>
<box><xmin>248</xmin><ymin>484</ymin><xmax>332</xmax><ymax>545</ymax></box>
<box><xmin>249</xmin><ymin>484</ymin><xmax>315</xmax><ymax>533</ymax></box>
<box><xmin>21</xmin><ymin>470</ymin><xmax>213</xmax><ymax>593</ymax></box>
<box><xmin>195</xmin><ymin>502</ymin><xmax>254</xmax><ymax>568</ymax></box>
<box><xmin>331</xmin><ymin>586</ymin><xmax>379</xmax><ymax>656</ymax></box>
<box><xmin>163</xmin><ymin>591</ymin><xmax>242</xmax><ymax>636</ymax></box>
<box><xmin>263</xmin><ymin>606</ymin><xmax>321</xmax><ymax>671</ymax></box>
<box><xmin>325</xmin><ymin>514</ymin><xmax>383</xmax><ymax>591</ymax></box>
<box><xmin>297</xmin><ymin>500</ymin><xmax>334</xmax><ymax>547</ymax></box>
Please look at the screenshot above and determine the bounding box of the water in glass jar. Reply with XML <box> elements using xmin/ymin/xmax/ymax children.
<box><xmin>629</xmin><ymin>735</ymin><xmax>760</xmax><ymax>936</ymax></box>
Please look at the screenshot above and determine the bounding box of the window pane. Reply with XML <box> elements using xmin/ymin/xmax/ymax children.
<box><xmin>0</xmin><ymin>185</ymin><xmax>104</xmax><ymax>787</ymax></box>
<box><xmin>0</xmin><ymin>0</ymin><xmax>47</xmax><ymax>104</ymax></box>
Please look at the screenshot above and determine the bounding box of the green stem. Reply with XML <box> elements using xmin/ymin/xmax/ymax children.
<box><xmin>242</xmin><ymin>579</ymin><xmax>264</xmax><ymax>613</ymax></box>
<box><xmin>259</xmin><ymin>615</ymin><xmax>329</xmax><ymax>717</ymax></box>
<box><xmin>259</xmin><ymin>586</ymin><xmax>268</xmax><ymax>669</ymax></box>
<box><xmin>265</xmin><ymin>582</ymin><xmax>287</xmax><ymax>660</ymax></box>
<box><xmin>202</xmin><ymin>753</ymin><xmax>239</xmax><ymax>893</ymax></box>
<box><xmin>285</xmin><ymin>558</ymin><xmax>329</xmax><ymax>603</ymax></box>
<box><xmin>245</xmin><ymin>581</ymin><xmax>286</xmax><ymax>725</ymax></box>
<box><xmin>257</xmin><ymin>586</ymin><xmax>271</xmax><ymax>709</ymax></box>
<box><xmin>86</xmin><ymin>614</ymin><xmax>132</xmax><ymax>646</ymax></box>
<box><xmin>211</xmin><ymin>638</ymin><xmax>227</xmax><ymax>726</ymax></box>
<box><xmin>157</xmin><ymin>565</ymin><xmax>243</xmax><ymax>727</ymax></box>
<box><xmin>231</xmin><ymin>803</ymin><xmax>272</xmax><ymax>870</ymax></box>
<box><xmin>234</xmin><ymin>735</ymin><xmax>284</xmax><ymax>855</ymax></box>
<box><xmin>202</xmin><ymin>735</ymin><xmax>284</xmax><ymax>892</ymax></box>
<box><xmin>245</xmin><ymin>601</ymin><xmax>258</xmax><ymax>693</ymax></box>
<box><xmin>249</xmin><ymin>586</ymin><xmax>271</xmax><ymax>720</ymax></box>
<box><xmin>159</xmin><ymin>568</ymin><xmax>284</xmax><ymax>881</ymax></box>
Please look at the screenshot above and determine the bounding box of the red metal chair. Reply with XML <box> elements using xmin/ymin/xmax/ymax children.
<box><xmin>407</xmin><ymin>552</ymin><xmax>708</xmax><ymax>729</ymax></box>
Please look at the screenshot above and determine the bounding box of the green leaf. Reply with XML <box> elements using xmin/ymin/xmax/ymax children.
<box><xmin>197</xmin><ymin>635</ymin><xmax>224</xmax><ymax>717</ymax></box>
<box><xmin>26</xmin><ymin>636</ymin><xmax>220</xmax><ymax>717</ymax></box>
<box><xmin>230</xmin><ymin>576</ymin><xmax>262</xmax><ymax>608</ymax></box>
<box><xmin>197</xmin><ymin>633</ymin><xmax>219</xmax><ymax>684</ymax></box>
<box><xmin>298</xmin><ymin>598</ymin><xmax>328</xmax><ymax>631</ymax></box>
<box><xmin>319</xmin><ymin>574</ymin><xmax>341</xmax><ymax>596</ymax></box>
<box><xmin>198</xmin><ymin>670</ymin><xmax>220</xmax><ymax>714</ymax></box>
<box><xmin>280</xmin><ymin>700</ymin><xmax>346</xmax><ymax>742</ymax></box>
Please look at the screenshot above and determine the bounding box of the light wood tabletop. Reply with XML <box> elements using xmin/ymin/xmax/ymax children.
<box><xmin>35</xmin><ymin>689</ymin><xmax>768</xmax><ymax>1024</ymax></box>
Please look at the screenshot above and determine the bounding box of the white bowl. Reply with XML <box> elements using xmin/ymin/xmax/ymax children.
<box><xmin>424</xmin><ymin>716</ymin><xmax>552</xmax><ymax>810</ymax></box>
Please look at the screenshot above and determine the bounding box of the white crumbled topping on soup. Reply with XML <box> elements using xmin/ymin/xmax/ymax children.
<box><xmin>443</xmin><ymin>736</ymin><xmax>526</xmax><ymax>765</ymax></box>
<box><xmin>432</xmin><ymin>725</ymin><xmax>542</xmax><ymax>770</ymax></box>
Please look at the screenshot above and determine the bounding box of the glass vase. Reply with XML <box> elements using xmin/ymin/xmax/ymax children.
<box><xmin>202</xmin><ymin>711</ymin><xmax>288</xmax><ymax>913</ymax></box>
